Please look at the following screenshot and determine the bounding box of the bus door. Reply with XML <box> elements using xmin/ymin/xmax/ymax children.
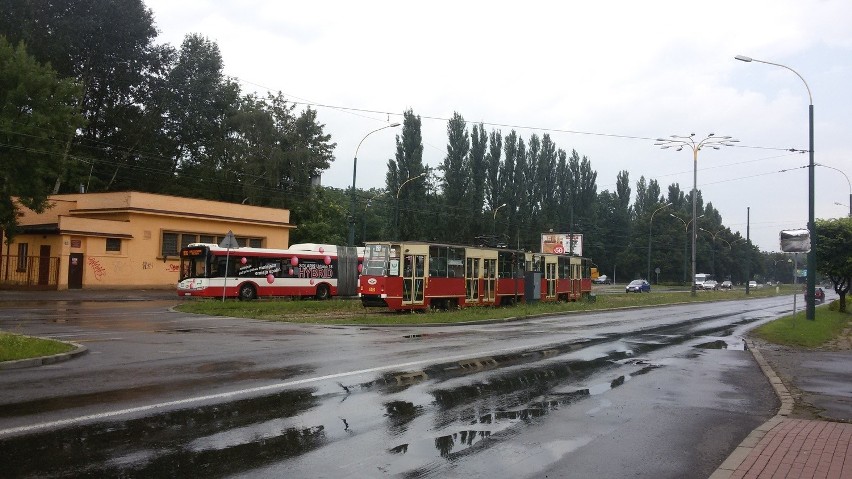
<box><xmin>402</xmin><ymin>253</ymin><xmax>425</xmax><ymax>306</ymax></box>
<box><xmin>545</xmin><ymin>256</ymin><xmax>557</xmax><ymax>298</ymax></box>
<box><xmin>465</xmin><ymin>256</ymin><xmax>480</xmax><ymax>303</ymax></box>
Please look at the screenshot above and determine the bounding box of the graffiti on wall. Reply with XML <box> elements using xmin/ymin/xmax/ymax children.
<box><xmin>87</xmin><ymin>257</ymin><xmax>107</xmax><ymax>281</ymax></box>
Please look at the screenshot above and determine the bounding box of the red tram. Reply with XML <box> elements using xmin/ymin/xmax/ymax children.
<box><xmin>359</xmin><ymin>241</ymin><xmax>592</xmax><ymax>311</ymax></box>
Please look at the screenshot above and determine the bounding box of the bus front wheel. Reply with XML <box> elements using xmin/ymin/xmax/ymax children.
<box><xmin>238</xmin><ymin>283</ymin><xmax>256</xmax><ymax>301</ymax></box>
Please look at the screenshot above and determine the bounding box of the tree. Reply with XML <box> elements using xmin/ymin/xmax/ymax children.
<box><xmin>387</xmin><ymin>109</ymin><xmax>426</xmax><ymax>240</ymax></box>
<box><xmin>439</xmin><ymin>112</ymin><xmax>470</xmax><ymax>242</ymax></box>
<box><xmin>815</xmin><ymin>217</ymin><xmax>851</xmax><ymax>312</ymax></box>
<box><xmin>0</xmin><ymin>38</ymin><xmax>83</xmax><ymax>243</ymax></box>
<box><xmin>1</xmin><ymin>0</ymin><xmax>162</xmax><ymax>193</ymax></box>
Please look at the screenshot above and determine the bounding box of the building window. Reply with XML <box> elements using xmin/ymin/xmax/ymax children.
<box><xmin>162</xmin><ymin>231</ymin><xmax>264</xmax><ymax>257</ymax></box>
<box><xmin>161</xmin><ymin>232</ymin><xmax>179</xmax><ymax>257</ymax></box>
<box><xmin>17</xmin><ymin>243</ymin><xmax>28</xmax><ymax>271</ymax></box>
<box><xmin>106</xmin><ymin>238</ymin><xmax>121</xmax><ymax>252</ymax></box>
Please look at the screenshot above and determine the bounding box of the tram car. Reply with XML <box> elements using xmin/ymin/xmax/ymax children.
<box><xmin>359</xmin><ymin>241</ymin><xmax>592</xmax><ymax>311</ymax></box>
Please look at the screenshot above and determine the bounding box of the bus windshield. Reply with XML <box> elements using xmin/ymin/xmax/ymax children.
<box><xmin>180</xmin><ymin>246</ymin><xmax>210</xmax><ymax>280</ymax></box>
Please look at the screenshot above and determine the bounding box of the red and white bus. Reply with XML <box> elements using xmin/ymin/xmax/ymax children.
<box><xmin>359</xmin><ymin>241</ymin><xmax>592</xmax><ymax>311</ymax></box>
<box><xmin>177</xmin><ymin>243</ymin><xmax>362</xmax><ymax>300</ymax></box>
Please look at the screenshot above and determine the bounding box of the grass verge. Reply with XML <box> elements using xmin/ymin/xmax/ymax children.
<box><xmin>0</xmin><ymin>332</ymin><xmax>74</xmax><ymax>362</ymax></box>
<box><xmin>175</xmin><ymin>285</ymin><xmax>801</xmax><ymax>326</ymax></box>
<box><xmin>751</xmin><ymin>304</ymin><xmax>852</xmax><ymax>348</ymax></box>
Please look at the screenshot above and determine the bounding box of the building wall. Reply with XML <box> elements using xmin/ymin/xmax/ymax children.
<box><xmin>2</xmin><ymin>192</ymin><xmax>293</xmax><ymax>290</ymax></box>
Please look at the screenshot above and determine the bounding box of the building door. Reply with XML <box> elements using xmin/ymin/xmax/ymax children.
<box><xmin>68</xmin><ymin>253</ymin><xmax>83</xmax><ymax>289</ymax></box>
<box><xmin>38</xmin><ymin>245</ymin><xmax>51</xmax><ymax>285</ymax></box>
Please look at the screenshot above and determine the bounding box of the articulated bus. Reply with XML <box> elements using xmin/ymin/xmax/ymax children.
<box><xmin>359</xmin><ymin>241</ymin><xmax>592</xmax><ymax>311</ymax></box>
<box><xmin>177</xmin><ymin>243</ymin><xmax>362</xmax><ymax>300</ymax></box>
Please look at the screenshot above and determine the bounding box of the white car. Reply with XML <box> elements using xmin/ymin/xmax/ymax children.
<box><xmin>593</xmin><ymin>275</ymin><xmax>611</xmax><ymax>284</ymax></box>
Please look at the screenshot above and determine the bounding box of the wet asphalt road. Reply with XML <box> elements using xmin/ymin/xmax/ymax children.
<box><xmin>0</xmin><ymin>295</ymin><xmax>795</xmax><ymax>478</ymax></box>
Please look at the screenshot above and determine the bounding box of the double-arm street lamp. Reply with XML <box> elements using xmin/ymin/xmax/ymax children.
<box><xmin>699</xmin><ymin>227</ymin><xmax>729</xmax><ymax>277</ymax></box>
<box><xmin>647</xmin><ymin>202</ymin><xmax>672</xmax><ymax>282</ymax></box>
<box><xmin>348</xmin><ymin>123</ymin><xmax>401</xmax><ymax>247</ymax></box>
<box><xmin>670</xmin><ymin>213</ymin><xmax>704</xmax><ymax>284</ymax></box>
<box><xmin>395</xmin><ymin>172</ymin><xmax>426</xmax><ymax>239</ymax></box>
<box><xmin>656</xmin><ymin>134</ymin><xmax>738</xmax><ymax>295</ymax></box>
<box><xmin>735</xmin><ymin>54</ymin><xmax>815</xmax><ymax>320</ymax></box>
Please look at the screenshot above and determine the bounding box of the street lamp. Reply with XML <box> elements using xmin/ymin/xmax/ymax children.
<box><xmin>816</xmin><ymin>163</ymin><xmax>851</xmax><ymax>218</ymax></box>
<box><xmin>647</xmin><ymin>202</ymin><xmax>672</xmax><ymax>282</ymax></box>
<box><xmin>395</xmin><ymin>172</ymin><xmax>426</xmax><ymax>239</ymax></box>
<box><xmin>348</xmin><ymin>123</ymin><xmax>401</xmax><ymax>247</ymax></box>
<box><xmin>670</xmin><ymin>213</ymin><xmax>704</xmax><ymax>284</ymax></box>
<box><xmin>735</xmin><ymin>54</ymin><xmax>815</xmax><ymax>320</ymax></box>
<box><xmin>492</xmin><ymin>203</ymin><xmax>507</xmax><ymax>235</ymax></box>
<box><xmin>700</xmin><ymin>228</ymin><xmax>727</xmax><ymax>277</ymax></box>
<box><xmin>656</xmin><ymin>134</ymin><xmax>738</xmax><ymax>296</ymax></box>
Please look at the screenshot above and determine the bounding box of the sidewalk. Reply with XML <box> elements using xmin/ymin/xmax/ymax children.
<box><xmin>710</xmin><ymin>342</ymin><xmax>852</xmax><ymax>479</ymax></box>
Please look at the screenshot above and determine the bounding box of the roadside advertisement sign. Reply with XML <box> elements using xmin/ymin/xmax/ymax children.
<box><xmin>541</xmin><ymin>233</ymin><xmax>583</xmax><ymax>256</ymax></box>
<box><xmin>780</xmin><ymin>229</ymin><xmax>810</xmax><ymax>253</ymax></box>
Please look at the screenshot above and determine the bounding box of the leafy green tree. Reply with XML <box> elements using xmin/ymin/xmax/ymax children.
<box><xmin>0</xmin><ymin>38</ymin><xmax>83</xmax><ymax>243</ymax></box>
<box><xmin>1</xmin><ymin>0</ymin><xmax>162</xmax><ymax>193</ymax></box>
<box><xmin>469</xmin><ymin>123</ymin><xmax>487</xmax><ymax>238</ymax></box>
<box><xmin>815</xmin><ymin>217</ymin><xmax>851</xmax><ymax>312</ymax></box>
<box><xmin>387</xmin><ymin>109</ymin><xmax>426</xmax><ymax>240</ymax></box>
<box><xmin>485</xmin><ymin>129</ymin><xmax>502</xmax><ymax>211</ymax></box>
<box><xmin>439</xmin><ymin>112</ymin><xmax>470</xmax><ymax>242</ymax></box>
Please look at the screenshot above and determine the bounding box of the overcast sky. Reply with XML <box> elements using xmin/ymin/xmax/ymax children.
<box><xmin>145</xmin><ymin>0</ymin><xmax>851</xmax><ymax>252</ymax></box>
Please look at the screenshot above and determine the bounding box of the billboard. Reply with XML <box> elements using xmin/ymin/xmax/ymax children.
<box><xmin>780</xmin><ymin>229</ymin><xmax>810</xmax><ymax>253</ymax></box>
<box><xmin>541</xmin><ymin>233</ymin><xmax>583</xmax><ymax>256</ymax></box>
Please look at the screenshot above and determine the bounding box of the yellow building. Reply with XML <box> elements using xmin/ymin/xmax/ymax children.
<box><xmin>1</xmin><ymin>192</ymin><xmax>293</xmax><ymax>290</ymax></box>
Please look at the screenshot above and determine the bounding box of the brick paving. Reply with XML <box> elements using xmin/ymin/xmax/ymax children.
<box><xmin>711</xmin><ymin>339</ymin><xmax>852</xmax><ymax>479</ymax></box>
<box><xmin>726</xmin><ymin>419</ymin><xmax>852</xmax><ymax>479</ymax></box>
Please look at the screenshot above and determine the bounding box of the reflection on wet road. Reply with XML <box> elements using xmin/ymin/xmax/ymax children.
<box><xmin>0</xmin><ymin>295</ymin><xmax>785</xmax><ymax>478</ymax></box>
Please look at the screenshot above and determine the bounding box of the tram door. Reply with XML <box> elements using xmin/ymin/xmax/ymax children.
<box><xmin>465</xmin><ymin>256</ymin><xmax>480</xmax><ymax>303</ymax></box>
<box><xmin>483</xmin><ymin>258</ymin><xmax>497</xmax><ymax>303</ymax></box>
<box><xmin>545</xmin><ymin>257</ymin><xmax>557</xmax><ymax>298</ymax></box>
<box><xmin>402</xmin><ymin>253</ymin><xmax>425</xmax><ymax>306</ymax></box>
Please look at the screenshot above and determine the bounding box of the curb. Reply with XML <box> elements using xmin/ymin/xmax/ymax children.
<box><xmin>0</xmin><ymin>340</ymin><xmax>88</xmax><ymax>370</ymax></box>
<box><xmin>708</xmin><ymin>339</ymin><xmax>794</xmax><ymax>479</ymax></box>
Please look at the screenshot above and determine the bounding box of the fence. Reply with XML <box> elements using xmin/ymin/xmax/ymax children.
<box><xmin>0</xmin><ymin>255</ymin><xmax>60</xmax><ymax>290</ymax></box>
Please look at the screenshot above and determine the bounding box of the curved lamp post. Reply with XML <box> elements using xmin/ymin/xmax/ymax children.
<box><xmin>646</xmin><ymin>202</ymin><xmax>672</xmax><ymax>282</ymax></box>
<box><xmin>395</xmin><ymin>172</ymin><xmax>426</xmax><ymax>239</ymax></box>
<box><xmin>348</xmin><ymin>123</ymin><xmax>401</xmax><ymax>246</ymax></box>
<box><xmin>670</xmin><ymin>213</ymin><xmax>704</xmax><ymax>284</ymax></box>
<box><xmin>656</xmin><ymin>134</ymin><xmax>738</xmax><ymax>296</ymax></box>
<box><xmin>492</xmin><ymin>203</ymin><xmax>507</xmax><ymax>235</ymax></box>
<box><xmin>816</xmin><ymin>163</ymin><xmax>851</xmax><ymax>218</ymax></box>
<box><xmin>735</xmin><ymin>54</ymin><xmax>815</xmax><ymax>320</ymax></box>
<box><xmin>700</xmin><ymin>227</ymin><xmax>728</xmax><ymax>277</ymax></box>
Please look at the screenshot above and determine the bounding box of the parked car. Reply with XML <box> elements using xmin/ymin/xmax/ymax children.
<box><xmin>804</xmin><ymin>286</ymin><xmax>825</xmax><ymax>304</ymax></box>
<box><xmin>747</xmin><ymin>280</ymin><xmax>758</xmax><ymax>289</ymax></box>
<box><xmin>720</xmin><ymin>280</ymin><xmax>733</xmax><ymax>290</ymax></box>
<box><xmin>626</xmin><ymin>279</ymin><xmax>650</xmax><ymax>293</ymax></box>
<box><xmin>701</xmin><ymin>280</ymin><xmax>719</xmax><ymax>291</ymax></box>
<box><xmin>593</xmin><ymin>275</ymin><xmax>611</xmax><ymax>284</ymax></box>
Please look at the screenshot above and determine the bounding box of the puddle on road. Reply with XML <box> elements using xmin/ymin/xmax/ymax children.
<box><xmin>694</xmin><ymin>338</ymin><xmax>746</xmax><ymax>351</ymax></box>
<box><xmin>2</xmin><ymin>311</ymin><xmax>763</xmax><ymax>477</ymax></box>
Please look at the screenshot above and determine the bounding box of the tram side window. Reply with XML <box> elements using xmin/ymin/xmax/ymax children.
<box><xmin>447</xmin><ymin>247</ymin><xmax>465</xmax><ymax>278</ymax></box>
<box><xmin>429</xmin><ymin>246</ymin><xmax>448</xmax><ymax>277</ymax></box>
<box><xmin>498</xmin><ymin>253</ymin><xmax>514</xmax><ymax>279</ymax></box>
